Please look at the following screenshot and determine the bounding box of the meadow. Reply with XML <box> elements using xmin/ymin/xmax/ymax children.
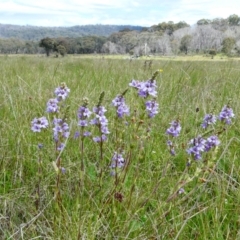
<box><xmin>0</xmin><ymin>54</ymin><xmax>240</xmax><ymax>239</ymax></box>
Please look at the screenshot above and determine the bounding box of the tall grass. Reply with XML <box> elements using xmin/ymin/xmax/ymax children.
<box><xmin>0</xmin><ymin>55</ymin><xmax>240</xmax><ymax>239</ymax></box>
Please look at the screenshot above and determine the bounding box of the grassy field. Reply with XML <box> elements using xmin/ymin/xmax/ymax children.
<box><xmin>0</xmin><ymin>54</ymin><xmax>240</xmax><ymax>239</ymax></box>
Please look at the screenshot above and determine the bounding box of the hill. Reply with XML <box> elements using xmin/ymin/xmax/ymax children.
<box><xmin>0</xmin><ymin>23</ymin><xmax>143</xmax><ymax>41</ymax></box>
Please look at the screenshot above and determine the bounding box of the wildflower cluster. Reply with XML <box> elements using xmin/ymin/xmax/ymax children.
<box><xmin>54</xmin><ymin>83</ymin><xmax>70</xmax><ymax>101</ymax></box>
<box><xmin>129</xmin><ymin>79</ymin><xmax>157</xmax><ymax>98</ymax></box>
<box><xmin>76</xmin><ymin>99</ymin><xmax>92</xmax><ymax>138</ymax></box>
<box><xmin>129</xmin><ymin>75</ymin><xmax>159</xmax><ymax>118</ymax></box>
<box><xmin>110</xmin><ymin>152</ymin><xmax>125</xmax><ymax>176</ymax></box>
<box><xmin>201</xmin><ymin>113</ymin><xmax>217</xmax><ymax>129</ymax></box>
<box><xmin>218</xmin><ymin>105</ymin><xmax>235</xmax><ymax>124</ymax></box>
<box><xmin>78</xmin><ymin>106</ymin><xmax>92</xmax><ymax>127</ymax></box>
<box><xmin>112</xmin><ymin>95</ymin><xmax>130</xmax><ymax>118</ymax></box>
<box><xmin>91</xmin><ymin>106</ymin><xmax>110</xmax><ymax>142</ymax></box>
<box><xmin>187</xmin><ymin>136</ymin><xmax>206</xmax><ymax>160</ymax></box>
<box><xmin>166</xmin><ymin>120</ymin><xmax>181</xmax><ymax>137</ymax></box>
<box><xmin>31</xmin><ymin>83</ymin><xmax>70</xmax><ymax>152</ymax></box>
<box><xmin>166</xmin><ymin>120</ymin><xmax>181</xmax><ymax>156</ymax></box>
<box><xmin>53</xmin><ymin>117</ymin><xmax>70</xmax><ymax>151</ymax></box>
<box><xmin>204</xmin><ymin>135</ymin><xmax>221</xmax><ymax>152</ymax></box>
<box><xmin>187</xmin><ymin>135</ymin><xmax>220</xmax><ymax>160</ymax></box>
<box><xmin>31</xmin><ymin>116</ymin><xmax>49</xmax><ymax>132</ymax></box>
<box><xmin>201</xmin><ymin>105</ymin><xmax>234</xmax><ymax>129</ymax></box>
<box><xmin>46</xmin><ymin>98</ymin><xmax>59</xmax><ymax>113</ymax></box>
<box><xmin>145</xmin><ymin>99</ymin><xmax>159</xmax><ymax>118</ymax></box>
<box><xmin>166</xmin><ymin>104</ymin><xmax>234</xmax><ymax>159</ymax></box>
<box><xmin>167</xmin><ymin>140</ymin><xmax>176</xmax><ymax>156</ymax></box>
<box><xmin>187</xmin><ymin>105</ymin><xmax>234</xmax><ymax>160</ymax></box>
<box><xmin>46</xmin><ymin>83</ymin><xmax>70</xmax><ymax>112</ymax></box>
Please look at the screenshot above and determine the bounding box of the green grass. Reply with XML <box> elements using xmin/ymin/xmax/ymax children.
<box><xmin>0</xmin><ymin>55</ymin><xmax>240</xmax><ymax>239</ymax></box>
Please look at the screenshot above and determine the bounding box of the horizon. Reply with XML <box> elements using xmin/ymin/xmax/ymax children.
<box><xmin>0</xmin><ymin>0</ymin><xmax>240</xmax><ymax>28</ymax></box>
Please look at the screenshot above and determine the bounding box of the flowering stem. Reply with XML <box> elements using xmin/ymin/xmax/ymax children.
<box><xmin>35</xmin><ymin>151</ymin><xmax>42</xmax><ymax>211</ymax></box>
<box><xmin>80</xmin><ymin>134</ymin><xmax>84</xmax><ymax>172</ymax></box>
<box><xmin>121</xmin><ymin>150</ymin><xmax>131</xmax><ymax>184</ymax></box>
<box><xmin>54</xmin><ymin>155</ymin><xmax>63</xmax><ymax>210</ymax></box>
<box><xmin>98</xmin><ymin>136</ymin><xmax>104</xmax><ymax>185</ymax></box>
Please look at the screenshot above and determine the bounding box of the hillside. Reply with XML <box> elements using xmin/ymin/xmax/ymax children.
<box><xmin>0</xmin><ymin>23</ymin><xmax>143</xmax><ymax>41</ymax></box>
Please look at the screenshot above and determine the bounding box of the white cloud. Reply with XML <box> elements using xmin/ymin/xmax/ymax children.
<box><xmin>0</xmin><ymin>0</ymin><xmax>240</xmax><ymax>27</ymax></box>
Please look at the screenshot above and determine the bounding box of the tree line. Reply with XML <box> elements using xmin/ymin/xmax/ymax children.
<box><xmin>0</xmin><ymin>14</ymin><xmax>240</xmax><ymax>57</ymax></box>
<box><xmin>0</xmin><ymin>24</ymin><xmax>143</xmax><ymax>40</ymax></box>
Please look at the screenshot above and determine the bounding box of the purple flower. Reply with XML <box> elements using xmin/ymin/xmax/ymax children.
<box><xmin>201</xmin><ymin>113</ymin><xmax>217</xmax><ymax>128</ymax></box>
<box><xmin>139</xmin><ymin>80</ymin><xmax>157</xmax><ymax>98</ymax></box>
<box><xmin>93</xmin><ymin>136</ymin><xmax>101</xmax><ymax>142</ymax></box>
<box><xmin>53</xmin><ymin>118</ymin><xmax>70</xmax><ymax>151</ymax></box>
<box><xmin>77</xmin><ymin>104</ymin><xmax>92</xmax><ymax>138</ymax></box>
<box><xmin>83</xmin><ymin>131</ymin><xmax>91</xmax><ymax>137</ymax></box>
<box><xmin>204</xmin><ymin>135</ymin><xmax>220</xmax><ymax>152</ymax></box>
<box><xmin>145</xmin><ymin>99</ymin><xmax>159</xmax><ymax>118</ymax></box>
<box><xmin>187</xmin><ymin>135</ymin><xmax>220</xmax><ymax>160</ymax></box>
<box><xmin>97</xmin><ymin>115</ymin><xmax>108</xmax><ymax>125</ymax></box>
<box><xmin>93</xmin><ymin>135</ymin><xmax>107</xmax><ymax>142</ymax></box>
<box><xmin>187</xmin><ymin>136</ymin><xmax>206</xmax><ymax>160</ymax></box>
<box><xmin>38</xmin><ymin>143</ymin><xmax>44</xmax><ymax>149</ymax></box>
<box><xmin>166</xmin><ymin>120</ymin><xmax>181</xmax><ymax>137</ymax></box>
<box><xmin>78</xmin><ymin>106</ymin><xmax>92</xmax><ymax>120</ymax></box>
<box><xmin>53</xmin><ymin>118</ymin><xmax>69</xmax><ymax>141</ymax></box>
<box><xmin>57</xmin><ymin>143</ymin><xmax>65</xmax><ymax>151</ymax></box>
<box><xmin>90</xmin><ymin>118</ymin><xmax>98</xmax><ymax>125</ymax></box>
<box><xmin>178</xmin><ymin>188</ymin><xmax>185</xmax><ymax>195</ymax></box>
<box><xmin>129</xmin><ymin>80</ymin><xmax>141</xmax><ymax>88</ymax></box>
<box><xmin>54</xmin><ymin>83</ymin><xmax>70</xmax><ymax>101</ymax></box>
<box><xmin>31</xmin><ymin>116</ymin><xmax>49</xmax><ymax>132</ymax></box>
<box><xmin>93</xmin><ymin>106</ymin><xmax>107</xmax><ymax>116</ymax></box>
<box><xmin>129</xmin><ymin>79</ymin><xmax>157</xmax><ymax>98</ymax></box>
<box><xmin>117</xmin><ymin>104</ymin><xmax>130</xmax><ymax>118</ymax></box>
<box><xmin>78</xmin><ymin>120</ymin><xmax>88</xmax><ymax>127</ymax></box>
<box><xmin>61</xmin><ymin>167</ymin><xmax>66</xmax><ymax>174</ymax></box>
<box><xmin>112</xmin><ymin>95</ymin><xmax>125</xmax><ymax>107</ymax></box>
<box><xmin>91</xmin><ymin>105</ymin><xmax>110</xmax><ymax>142</ymax></box>
<box><xmin>74</xmin><ymin>131</ymin><xmax>80</xmax><ymax>139</ymax></box>
<box><xmin>112</xmin><ymin>95</ymin><xmax>130</xmax><ymax>118</ymax></box>
<box><xmin>110</xmin><ymin>152</ymin><xmax>125</xmax><ymax>175</ymax></box>
<box><xmin>219</xmin><ymin>105</ymin><xmax>234</xmax><ymax>124</ymax></box>
<box><xmin>101</xmin><ymin>125</ymin><xmax>110</xmax><ymax>134</ymax></box>
<box><xmin>167</xmin><ymin>140</ymin><xmax>176</xmax><ymax>156</ymax></box>
<box><xmin>46</xmin><ymin>98</ymin><xmax>59</xmax><ymax>113</ymax></box>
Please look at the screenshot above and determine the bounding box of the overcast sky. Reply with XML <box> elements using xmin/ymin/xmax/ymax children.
<box><xmin>0</xmin><ymin>0</ymin><xmax>240</xmax><ymax>27</ymax></box>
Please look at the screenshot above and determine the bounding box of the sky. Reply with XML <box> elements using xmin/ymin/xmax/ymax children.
<box><xmin>0</xmin><ymin>0</ymin><xmax>240</xmax><ymax>27</ymax></box>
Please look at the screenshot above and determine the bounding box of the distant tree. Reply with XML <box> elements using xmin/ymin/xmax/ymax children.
<box><xmin>133</xmin><ymin>44</ymin><xmax>150</xmax><ymax>56</ymax></box>
<box><xmin>55</xmin><ymin>37</ymin><xmax>70</xmax><ymax>52</ymax></box>
<box><xmin>93</xmin><ymin>36</ymin><xmax>107</xmax><ymax>52</ymax></box>
<box><xmin>191</xmin><ymin>25</ymin><xmax>222</xmax><ymax>53</ymax></box>
<box><xmin>56</xmin><ymin>45</ymin><xmax>66</xmax><ymax>56</ymax></box>
<box><xmin>80</xmin><ymin>37</ymin><xmax>96</xmax><ymax>53</ymax></box>
<box><xmin>140</xmin><ymin>27</ymin><xmax>149</xmax><ymax>32</ymax></box>
<box><xmin>180</xmin><ymin>35</ymin><xmax>192</xmax><ymax>54</ymax></box>
<box><xmin>39</xmin><ymin>37</ymin><xmax>55</xmax><ymax>56</ymax></box>
<box><xmin>150</xmin><ymin>21</ymin><xmax>189</xmax><ymax>35</ymax></box>
<box><xmin>165</xmin><ymin>21</ymin><xmax>175</xmax><ymax>35</ymax></box>
<box><xmin>170</xmin><ymin>39</ymin><xmax>179</xmax><ymax>55</ymax></box>
<box><xmin>156</xmin><ymin>34</ymin><xmax>172</xmax><ymax>55</ymax></box>
<box><xmin>211</xmin><ymin>18</ymin><xmax>228</xmax><ymax>31</ymax></box>
<box><xmin>222</xmin><ymin>37</ymin><xmax>236</xmax><ymax>55</ymax></box>
<box><xmin>228</xmin><ymin>14</ymin><xmax>240</xmax><ymax>26</ymax></box>
<box><xmin>119</xmin><ymin>28</ymin><xmax>132</xmax><ymax>32</ymax></box>
<box><xmin>24</xmin><ymin>41</ymin><xmax>37</xmax><ymax>54</ymax></box>
<box><xmin>175</xmin><ymin>21</ymin><xmax>190</xmax><ymax>29</ymax></box>
<box><xmin>197</xmin><ymin>19</ymin><xmax>211</xmax><ymax>25</ymax></box>
<box><xmin>101</xmin><ymin>41</ymin><xmax>125</xmax><ymax>54</ymax></box>
<box><xmin>209</xmin><ymin>49</ymin><xmax>217</xmax><ymax>59</ymax></box>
